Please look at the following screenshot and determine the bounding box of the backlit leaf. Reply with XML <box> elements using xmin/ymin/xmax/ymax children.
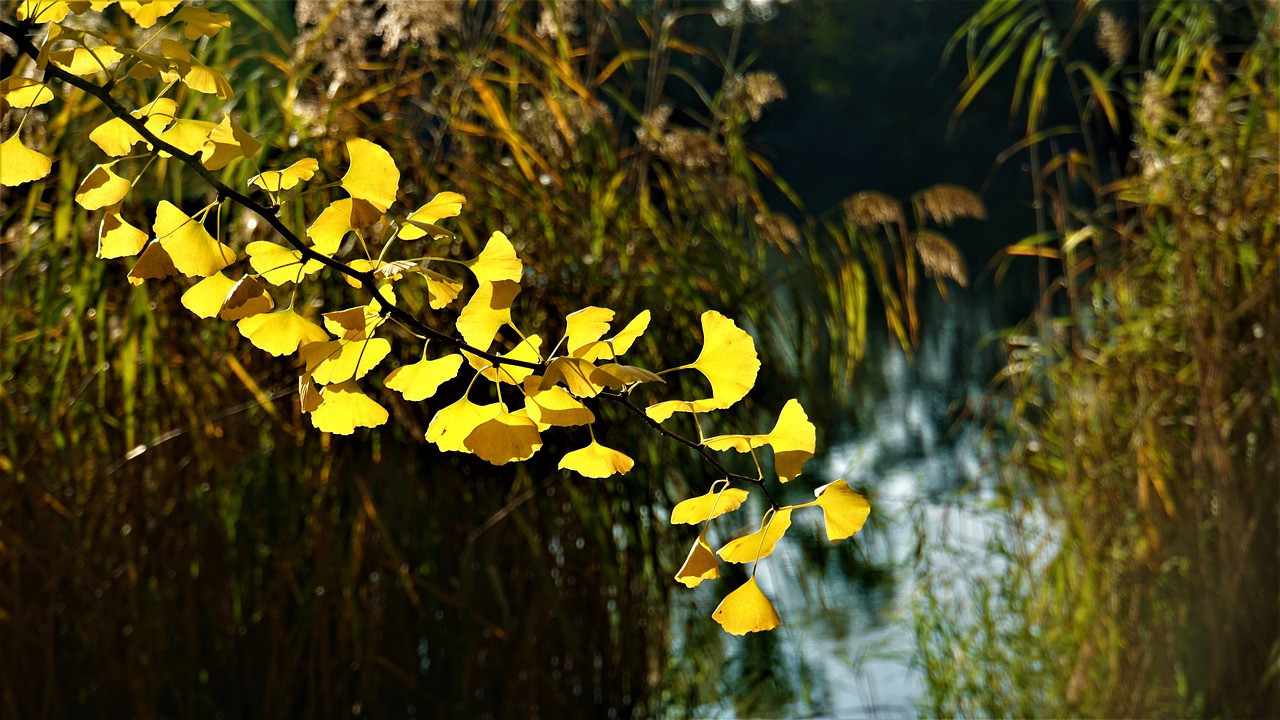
<box><xmin>237</xmin><ymin>309</ymin><xmax>328</xmax><ymax>357</ymax></box>
<box><xmin>644</xmin><ymin>399</ymin><xmax>717</xmax><ymax>423</ymax></box>
<box><xmin>154</xmin><ymin>201</ymin><xmax>235</xmax><ymax>277</ymax></box>
<box><xmin>311</xmin><ymin>381</ymin><xmax>388</xmax><ymax>435</ymax></box>
<box><xmin>703</xmin><ymin>399</ymin><xmax>815</xmax><ymax>482</ymax></box>
<box><xmin>385</xmin><ymin>354</ymin><xmax>464</xmax><ymax>402</ymax></box>
<box><xmin>309</xmin><ymin>337</ymin><xmax>392</xmax><ymax>385</ymax></box>
<box><xmin>157</xmin><ymin>118</ymin><xmax>217</xmax><ymax>157</ymax></box>
<box><xmin>0</xmin><ymin>78</ymin><xmax>54</xmax><ymax>108</ymax></box>
<box><xmin>16</xmin><ymin>0</ymin><xmax>72</xmax><ymax>23</ymax></box>
<box><xmin>558</xmin><ymin>440</ymin><xmax>634</xmax><ymax>478</ymax></box>
<box><xmin>173</xmin><ymin>5</ymin><xmax>231</xmax><ymax>39</ymax></box>
<box><xmin>423</xmin><ymin>268</ymin><xmax>463</xmax><ymax>309</ymax></box>
<box><xmin>685</xmin><ymin>311</ymin><xmax>760</xmax><ymax>409</ymax></box>
<box><xmin>712</xmin><ymin>577</ymin><xmax>781</xmax><ymax>635</ymax></box>
<box><xmin>464</xmin><ymin>409</ymin><xmax>542</xmax><ymax>465</ymax></box>
<box><xmin>590</xmin><ymin>363</ymin><xmax>663</xmax><ymax>389</ymax></box>
<box><xmin>97</xmin><ymin>211</ymin><xmax>148</xmax><ymax>259</ymax></box>
<box><xmin>811</xmin><ymin>480</ymin><xmax>871</xmax><ymax>542</ymax></box>
<box><xmin>127</xmin><ymin>241</ymin><xmax>176</xmax><ymax>285</ymax></box>
<box><xmin>119</xmin><ymin>0</ymin><xmax>181</xmax><ymax>27</ymax></box>
<box><xmin>399</xmin><ymin>191</ymin><xmax>465</xmax><ymax>239</ymax></box>
<box><xmin>565</xmin><ymin>306</ymin><xmax>614</xmax><ymax>355</ymax></box>
<box><xmin>249</xmin><ymin>158</ymin><xmax>319</xmax><ymax>193</ymax></box>
<box><xmin>670</xmin><ymin>487</ymin><xmax>750</xmax><ymax>525</ymax></box>
<box><xmin>159</xmin><ymin>40</ymin><xmax>232</xmax><ymax>98</ymax></box>
<box><xmin>246</xmin><ymin>240</ymin><xmax>322</xmax><ymax>286</ymax></box>
<box><xmin>718</xmin><ymin>508</ymin><xmax>794</xmax><ymax>564</ymax></box>
<box><xmin>426</xmin><ymin>398</ymin><xmax>500</xmax><ymax>453</ymax></box>
<box><xmin>341</xmin><ymin>138</ymin><xmax>399</xmax><ymax>212</ymax></box>
<box><xmin>0</xmin><ymin>134</ymin><xmax>52</xmax><ymax>186</ymax></box>
<box><xmin>180</xmin><ymin>272</ymin><xmax>236</xmax><ymax>318</ymax></box>
<box><xmin>49</xmin><ymin>46</ymin><xmax>123</xmax><ymax>76</ymax></box>
<box><xmin>74</xmin><ymin>162</ymin><xmax>132</xmax><ymax>210</ymax></box>
<box><xmin>89</xmin><ymin>100</ymin><xmax>177</xmax><ymax>156</ymax></box>
<box><xmin>465</xmin><ymin>335</ymin><xmax>542</xmax><ymax>384</ymax></box>
<box><xmin>523</xmin><ymin>386</ymin><xmax>595</xmax><ymax>428</ymax></box>
<box><xmin>675</xmin><ymin>531</ymin><xmax>720</xmax><ymax>588</ymax></box>
<box><xmin>200</xmin><ymin>116</ymin><xmax>260</xmax><ymax>170</ymax></box>
<box><xmin>540</xmin><ymin>356</ymin><xmax>606</xmax><ymax>398</ymax></box>
<box><xmin>466</xmin><ymin>231</ymin><xmax>522</xmax><ymax>284</ymax></box>
<box><xmin>219</xmin><ymin>275</ymin><xmax>273</xmax><ymax>321</ymax></box>
<box><xmin>456</xmin><ymin>280</ymin><xmax>520</xmax><ymax>349</ymax></box>
<box><xmin>575</xmin><ymin>309</ymin><xmax>651</xmax><ymax>361</ymax></box>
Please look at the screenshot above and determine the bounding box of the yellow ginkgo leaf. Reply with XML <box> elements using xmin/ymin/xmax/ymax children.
<box><xmin>385</xmin><ymin>354</ymin><xmax>464</xmax><ymax>402</ymax></box>
<box><xmin>426</xmin><ymin>398</ymin><xmax>500</xmax><ymax>453</ymax></box>
<box><xmin>684</xmin><ymin>311</ymin><xmax>760</xmax><ymax>410</ymax></box>
<box><xmin>249</xmin><ymin>158</ymin><xmax>319</xmax><ymax>193</ymax></box>
<box><xmin>298</xmin><ymin>374</ymin><xmax>322</xmax><ymax>413</ymax></box>
<box><xmin>670</xmin><ymin>487</ymin><xmax>750</xmax><ymax>525</ymax></box>
<box><xmin>159</xmin><ymin>40</ymin><xmax>232</xmax><ymax>99</ymax></box>
<box><xmin>423</xmin><ymin>268</ymin><xmax>463</xmax><ymax>309</ymax></box>
<box><xmin>49</xmin><ymin>46</ymin><xmax>123</xmax><ymax>76</ymax></box>
<box><xmin>16</xmin><ymin>0</ymin><xmax>72</xmax><ymax>23</ymax></box>
<box><xmin>237</xmin><ymin>309</ymin><xmax>329</xmax><ymax>357</ymax></box>
<box><xmin>310</xmin><ymin>337</ymin><xmax>392</xmax><ymax>385</ymax></box>
<box><xmin>576</xmin><ymin>309</ymin><xmax>652</xmax><ymax>361</ymax></box>
<box><xmin>154</xmin><ymin>201</ymin><xmax>235</xmax><ymax>277</ymax></box>
<box><xmin>466</xmin><ymin>231</ymin><xmax>523</xmax><ymax>285</ymax></box>
<box><xmin>712</xmin><ymin>577</ymin><xmax>781</xmax><ymax>635</ymax></box>
<box><xmin>644</xmin><ymin>399</ymin><xmax>718</xmax><ymax>424</ymax></box>
<box><xmin>565</xmin><ymin>306</ymin><xmax>615</xmax><ymax>355</ymax></box>
<box><xmin>74</xmin><ymin>162</ymin><xmax>132</xmax><ymax>210</ymax></box>
<box><xmin>558</xmin><ymin>439</ymin><xmax>634</xmax><ymax>478</ymax></box>
<box><xmin>173</xmin><ymin>5</ymin><xmax>231</xmax><ymax>39</ymax></box>
<box><xmin>398</xmin><ymin>191</ymin><xmax>465</xmax><ymax>240</ymax></box>
<box><xmin>98</xmin><ymin>211</ymin><xmax>148</xmax><ymax>259</ymax></box>
<box><xmin>465</xmin><ymin>335</ymin><xmax>542</xmax><ymax>385</ymax></box>
<box><xmin>524</xmin><ymin>386</ymin><xmax>595</xmax><ymax>428</ymax></box>
<box><xmin>1</xmin><ymin>134</ymin><xmax>52</xmax><ymax>187</ymax></box>
<box><xmin>675</xmin><ymin>531</ymin><xmax>720</xmax><ymax>588</ymax></box>
<box><xmin>180</xmin><ymin>272</ymin><xmax>236</xmax><ymax>319</ymax></box>
<box><xmin>127</xmin><ymin>240</ymin><xmax>177</xmax><ymax>286</ymax></box>
<box><xmin>718</xmin><ymin>508</ymin><xmax>794</xmax><ymax>564</ymax></box>
<box><xmin>809</xmin><ymin>480</ymin><xmax>871</xmax><ymax>542</ymax></box>
<box><xmin>157</xmin><ymin>118</ymin><xmax>217</xmax><ymax>157</ymax></box>
<box><xmin>310</xmin><ymin>381</ymin><xmax>388</xmax><ymax>435</ymax></box>
<box><xmin>590</xmin><ymin>363</ymin><xmax>664</xmax><ymax>389</ymax></box>
<box><xmin>539</xmin><ymin>356</ymin><xmax>606</xmax><ymax>398</ymax></box>
<box><xmin>304</xmin><ymin>197</ymin><xmax>379</xmax><ymax>255</ymax></box>
<box><xmin>219</xmin><ymin>275</ymin><xmax>274</xmax><ymax>321</ymax></box>
<box><xmin>246</xmin><ymin>240</ymin><xmax>322</xmax><ymax>286</ymax></box>
<box><xmin>87</xmin><ymin>98</ymin><xmax>177</xmax><ymax>156</ymax></box>
<box><xmin>703</xmin><ymin>399</ymin><xmax>815</xmax><ymax>483</ymax></box>
<box><xmin>200</xmin><ymin>116</ymin><xmax>260</xmax><ymax>170</ymax></box>
<box><xmin>322</xmin><ymin>306</ymin><xmax>376</xmax><ymax>340</ymax></box>
<box><xmin>341</xmin><ymin>138</ymin><xmax>399</xmax><ymax>212</ymax></box>
<box><xmin>464</xmin><ymin>409</ymin><xmax>543</xmax><ymax>465</ymax></box>
<box><xmin>119</xmin><ymin>0</ymin><xmax>181</xmax><ymax>27</ymax></box>
<box><xmin>456</xmin><ymin>280</ymin><xmax>521</xmax><ymax>349</ymax></box>
<box><xmin>0</xmin><ymin>78</ymin><xmax>54</xmax><ymax>108</ymax></box>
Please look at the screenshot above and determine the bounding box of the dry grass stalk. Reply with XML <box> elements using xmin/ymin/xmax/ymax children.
<box><xmin>913</xmin><ymin>184</ymin><xmax>987</xmax><ymax>226</ymax></box>
<box><xmin>913</xmin><ymin>230</ymin><xmax>969</xmax><ymax>287</ymax></box>
<box><xmin>1095</xmin><ymin>11</ymin><xmax>1130</xmax><ymax>66</ymax></box>
<box><xmin>842</xmin><ymin>191</ymin><xmax>903</xmax><ymax>228</ymax></box>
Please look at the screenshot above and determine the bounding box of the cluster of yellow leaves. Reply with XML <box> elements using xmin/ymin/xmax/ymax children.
<box><xmin>1</xmin><ymin>0</ymin><xmax>874</xmax><ymax>636</ymax></box>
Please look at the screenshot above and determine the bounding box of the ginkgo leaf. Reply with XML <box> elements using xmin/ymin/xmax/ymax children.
<box><xmin>590</xmin><ymin>363</ymin><xmax>663</xmax><ymax>389</ymax></box>
<box><xmin>456</xmin><ymin>280</ymin><xmax>521</xmax><ymax>349</ymax></box>
<box><xmin>1</xmin><ymin>134</ymin><xmax>52</xmax><ymax>186</ymax></box>
<box><xmin>718</xmin><ymin>508</ymin><xmax>794</xmax><ymax>564</ymax></box>
<box><xmin>423</xmin><ymin>268</ymin><xmax>463</xmax><ymax>309</ymax></box>
<box><xmin>173</xmin><ymin>5</ymin><xmax>231</xmax><ymax>39</ymax></box>
<box><xmin>385</xmin><ymin>354</ymin><xmax>463</xmax><ymax>402</ymax></box>
<box><xmin>341</xmin><ymin>138</ymin><xmax>399</xmax><ymax>212</ymax></box>
<box><xmin>49</xmin><ymin>46</ymin><xmax>123</xmax><ymax>75</ymax></box>
<box><xmin>464</xmin><ymin>409</ymin><xmax>542</xmax><ymax>465</ymax></box>
<box><xmin>88</xmin><ymin>99</ymin><xmax>177</xmax><ymax>156</ymax></box>
<box><xmin>246</xmin><ymin>240</ymin><xmax>322</xmax><ymax>286</ymax></box>
<box><xmin>702</xmin><ymin>399</ymin><xmax>815</xmax><ymax>482</ymax></box>
<box><xmin>180</xmin><ymin>272</ymin><xmax>236</xmax><ymax>319</ymax></box>
<box><xmin>311</xmin><ymin>381</ymin><xmax>388</xmax><ymax>435</ymax></box>
<box><xmin>670</xmin><ymin>487</ymin><xmax>750</xmax><ymax>525</ymax></box>
<box><xmin>127</xmin><ymin>241</ymin><xmax>177</xmax><ymax>286</ymax></box>
<box><xmin>305</xmin><ymin>198</ymin><xmax>380</xmax><ymax>255</ymax></box>
<box><xmin>683</xmin><ymin>311</ymin><xmax>760</xmax><ymax>409</ymax></box>
<box><xmin>539</xmin><ymin>356</ymin><xmax>606</xmax><ymax>398</ymax></box>
<box><xmin>465</xmin><ymin>335</ymin><xmax>542</xmax><ymax>385</ymax></box>
<box><xmin>98</xmin><ymin>211</ymin><xmax>148</xmax><ymax>259</ymax></box>
<box><xmin>154</xmin><ymin>201</ymin><xmax>235</xmax><ymax>277</ymax></box>
<box><xmin>576</xmin><ymin>310</ymin><xmax>652</xmax><ymax>361</ymax></box>
<box><xmin>200</xmin><ymin>116</ymin><xmax>260</xmax><ymax>170</ymax></box>
<box><xmin>219</xmin><ymin>275</ymin><xmax>273</xmax><ymax>321</ymax></box>
<box><xmin>310</xmin><ymin>337</ymin><xmax>392</xmax><ymax>385</ymax></box>
<box><xmin>558</xmin><ymin>439</ymin><xmax>634</xmax><ymax>478</ymax></box>
<box><xmin>809</xmin><ymin>480</ymin><xmax>871</xmax><ymax>542</ymax></box>
<box><xmin>565</xmin><ymin>306</ymin><xmax>614</xmax><ymax>355</ymax></box>
<box><xmin>675</xmin><ymin>531</ymin><xmax>720</xmax><ymax>588</ymax></box>
<box><xmin>298</xmin><ymin>374</ymin><xmax>322</xmax><ymax>413</ymax></box>
<box><xmin>322</xmin><ymin>306</ymin><xmax>376</xmax><ymax>340</ymax></box>
<box><xmin>237</xmin><ymin>309</ymin><xmax>329</xmax><ymax>357</ymax></box>
<box><xmin>0</xmin><ymin>78</ymin><xmax>54</xmax><ymax>108</ymax></box>
<box><xmin>644</xmin><ymin>399</ymin><xmax>718</xmax><ymax>424</ymax></box>
<box><xmin>74</xmin><ymin>162</ymin><xmax>132</xmax><ymax>210</ymax></box>
<box><xmin>399</xmin><ymin>191</ymin><xmax>465</xmax><ymax>240</ymax></box>
<box><xmin>426</xmin><ymin>398</ymin><xmax>500</xmax><ymax>453</ymax></box>
<box><xmin>466</xmin><ymin>231</ymin><xmax>522</xmax><ymax>285</ymax></box>
<box><xmin>157</xmin><ymin>118</ymin><xmax>217</xmax><ymax>157</ymax></box>
<box><xmin>523</xmin><ymin>386</ymin><xmax>595</xmax><ymax>428</ymax></box>
<box><xmin>712</xmin><ymin>577</ymin><xmax>781</xmax><ymax>635</ymax></box>
<box><xmin>159</xmin><ymin>39</ymin><xmax>232</xmax><ymax>99</ymax></box>
<box><xmin>119</xmin><ymin>0</ymin><xmax>181</xmax><ymax>27</ymax></box>
<box><xmin>249</xmin><ymin>158</ymin><xmax>318</xmax><ymax>193</ymax></box>
<box><xmin>16</xmin><ymin>0</ymin><xmax>72</xmax><ymax>23</ymax></box>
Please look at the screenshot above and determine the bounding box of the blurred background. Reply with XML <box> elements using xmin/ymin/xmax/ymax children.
<box><xmin>1</xmin><ymin>0</ymin><xmax>1276</xmax><ymax>717</ymax></box>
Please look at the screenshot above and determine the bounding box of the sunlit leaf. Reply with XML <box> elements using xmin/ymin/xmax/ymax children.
<box><xmin>464</xmin><ymin>409</ymin><xmax>542</xmax><ymax>465</ymax></box>
<box><xmin>322</xmin><ymin>306</ymin><xmax>375</xmax><ymax>340</ymax></box>
<box><xmin>246</xmin><ymin>240</ymin><xmax>322</xmax><ymax>286</ymax></box>
<box><xmin>456</xmin><ymin>280</ymin><xmax>520</xmax><ymax>349</ymax></box>
<box><xmin>0</xmin><ymin>134</ymin><xmax>52</xmax><ymax>186</ymax></box>
<box><xmin>385</xmin><ymin>354</ymin><xmax>464</xmax><ymax>402</ymax></box>
<box><xmin>97</xmin><ymin>210</ymin><xmax>148</xmax><ymax>259</ymax></box>
<box><xmin>565</xmin><ymin>306</ymin><xmax>614</xmax><ymax>355</ymax></box>
<box><xmin>712</xmin><ymin>577</ymin><xmax>781</xmax><ymax>635</ymax></box>
<box><xmin>685</xmin><ymin>311</ymin><xmax>760</xmax><ymax>409</ymax></box>
<box><xmin>810</xmin><ymin>480</ymin><xmax>871</xmax><ymax>542</ymax></box>
<box><xmin>311</xmin><ymin>381</ymin><xmax>388</xmax><ymax>435</ymax></box>
<box><xmin>426</xmin><ymin>397</ymin><xmax>500</xmax><ymax>453</ymax></box>
<box><xmin>423</xmin><ymin>268</ymin><xmax>463</xmax><ymax>309</ymax></box>
<box><xmin>119</xmin><ymin>0</ymin><xmax>181</xmax><ymax>27</ymax></box>
<box><xmin>74</xmin><ymin>162</ymin><xmax>132</xmax><ymax>210</ymax></box>
<box><xmin>644</xmin><ymin>399</ymin><xmax>717</xmax><ymax>423</ymax></box>
<box><xmin>219</xmin><ymin>275</ymin><xmax>273</xmax><ymax>321</ymax></box>
<box><xmin>675</xmin><ymin>530</ymin><xmax>720</xmax><ymax>588</ymax></box>
<box><xmin>305</xmin><ymin>198</ymin><xmax>379</xmax><ymax>255</ymax></box>
<box><xmin>399</xmin><ymin>191</ymin><xmax>465</xmax><ymax>239</ymax></box>
<box><xmin>703</xmin><ymin>399</ymin><xmax>815</xmax><ymax>482</ymax></box>
<box><xmin>154</xmin><ymin>201</ymin><xmax>235</xmax><ymax>277</ymax></box>
<box><xmin>558</xmin><ymin>439</ymin><xmax>634</xmax><ymax>478</ymax></box>
<box><xmin>341</xmin><ymin>138</ymin><xmax>399</xmax><ymax>212</ymax></box>
<box><xmin>173</xmin><ymin>5</ymin><xmax>231</xmax><ymax>39</ymax></box>
<box><xmin>465</xmin><ymin>334</ymin><xmax>542</xmax><ymax>385</ymax></box>
<box><xmin>236</xmin><ymin>309</ymin><xmax>328</xmax><ymax>357</ymax></box>
<box><xmin>157</xmin><ymin>118</ymin><xmax>217</xmax><ymax>157</ymax></box>
<box><xmin>718</xmin><ymin>508</ymin><xmax>794</xmax><ymax>563</ymax></box>
<box><xmin>127</xmin><ymin>241</ymin><xmax>176</xmax><ymax>286</ymax></box>
<box><xmin>200</xmin><ymin>116</ymin><xmax>260</xmax><ymax>170</ymax></box>
<box><xmin>466</xmin><ymin>231</ymin><xmax>523</xmax><ymax>285</ymax></box>
<box><xmin>89</xmin><ymin>100</ymin><xmax>178</xmax><ymax>156</ymax></box>
<box><xmin>298</xmin><ymin>374</ymin><xmax>322</xmax><ymax>413</ymax></box>
<box><xmin>590</xmin><ymin>363</ymin><xmax>663</xmax><ymax>389</ymax></box>
<box><xmin>159</xmin><ymin>39</ymin><xmax>232</xmax><ymax>98</ymax></box>
<box><xmin>0</xmin><ymin>78</ymin><xmax>54</xmax><ymax>108</ymax></box>
<box><xmin>249</xmin><ymin>158</ymin><xmax>318</xmax><ymax>193</ymax></box>
<box><xmin>523</xmin><ymin>386</ymin><xmax>595</xmax><ymax>428</ymax></box>
<box><xmin>575</xmin><ymin>309</ymin><xmax>651</xmax><ymax>361</ymax></box>
<box><xmin>309</xmin><ymin>337</ymin><xmax>392</xmax><ymax>385</ymax></box>
<box><xmin>49</xmin><ymin>46</ymin><xmax>123</xmax><ymax>76</ymax></box>
<box><xmin>670</xmin><ymin>487</ymin><xmax>750</xmax><ymax>525</ymax></box>
<box><xmin>539</xmin><ymin>356</ymin><xmax>606</xmax><ymax>398</ymax></box>
<box><xmin>180</xmin><ymin>272</ymin><xmax>236</xmax><ymax>319</ymax></box>
<box><xmin>16</xmin><ymin>0</ymin><xmax>72</xmax><ymax>23</ymax></box>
